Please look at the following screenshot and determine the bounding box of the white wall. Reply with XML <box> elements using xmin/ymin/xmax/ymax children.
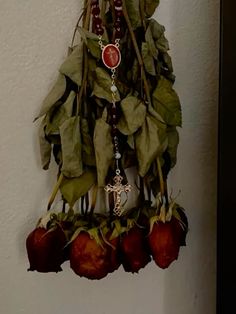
<box><xmin>0</xmin><ymin>1</ymin><xmax>219</xmax><ymax>313</ymax></box>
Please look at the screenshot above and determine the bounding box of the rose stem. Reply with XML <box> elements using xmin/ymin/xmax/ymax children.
<box><xmin>47</xmin><ymin>173</ymin><xmax>64</xmax><ymax>211</ymax></box>
<box><xmin>139</xmin><ymin>0</ymin><xmax>147</xmax><ymax>31</ymax></box>
<box><xmin>122</xmin><ymin>0</ymin><xmax>151</xmax><ymax>106</ymax></box>
<box><xmin>76</xmin><ymin>0</ymin><xmax>91</xmax><ymax>116</ymax></box>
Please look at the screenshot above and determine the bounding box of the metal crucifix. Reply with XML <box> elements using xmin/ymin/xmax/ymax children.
<box><xmin>104</xmin><ymin>173</ymin><xmax>132</xmax><ymax>216</ymax></box>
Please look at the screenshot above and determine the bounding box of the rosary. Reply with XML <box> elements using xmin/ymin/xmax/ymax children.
<box><xmin>91</xmin><ymin>0</ymin><xmax>131</xmax><ymax>216</ymax></box>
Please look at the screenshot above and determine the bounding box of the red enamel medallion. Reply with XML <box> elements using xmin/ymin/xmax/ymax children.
<box><xmin>102</xmin><ymin>44</ymin><xmax>121</xmax><ymax>69</ymax></box>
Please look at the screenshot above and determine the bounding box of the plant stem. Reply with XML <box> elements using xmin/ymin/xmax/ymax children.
<box><xmin>157</xmin><ymin>158</ymin><xmax>165</xmax><ymax>197</ymax></box>
<box><xmin>109</xmin><ymin>0</ymin><xmax>116</xmax><ymax>42</ymax></box>
<box><xmin>101</xmin><ymin>0</ymin><xmax>107</xmax><ymax>22</ymax></box>
<box><xmin>47</xmin><ymin>173</ymin><xmax>64</xmax><ymax>211</ymax></box>
<box><xmin>157</xmin><ymin>157</ymin><xmax>169</xmax><ymax>207</ymax></box>
<box><xmin>139</xmin><ymin>0</ymin><xmax>147</xmax><ymax>31</ymax></box>
<box><xmin>122</xmin><ymin>0</ymin><xmax>152</xmax><ymax>106</ymax></box>
<box><xmin>76</xmin><ymin>0</ymin><xmax>91</xmax><ymax>116</ymax></box>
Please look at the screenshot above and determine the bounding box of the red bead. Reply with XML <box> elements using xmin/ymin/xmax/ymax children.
<box><xmin>96</xmin><ymin>28</ymin><xmax>104</xmax><ymax>36</ymax></box>
<box><xmin>114</xmin><ymin>21</ymin><xmax>121</xmax><ymax>28</ymax></box>
<box><xmin>93</xmin><ymin>17</ymin><xmax>102</xmax><ymax>25</ymax></box>
<box><xmin>115</xmin><ymin>29</ymin><xmax>122</xmax><ymax>38</ymax></box>
<box><xmin>92</xmin><ymin>6</ymin><xmax>100</xmax><ymax>15</ymax></box>
<box><xmin>114</xmin><ymin>0</ymin><xmax>122</xmax><ymax>6</ymax></box>
<box><xmin>115</xmin><ymin>10</ymin><xmax>123</xmax><ymax>17</ymax></box>
<box><xmin>91</xmin><ymin>0</ymin><xmax>99</xmax><ymax>5</ymax></box>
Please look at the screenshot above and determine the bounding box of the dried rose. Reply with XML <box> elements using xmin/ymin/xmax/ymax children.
<box><xmin>26</xmin><ymin>227</ymin><xmax>67</xmax><ymax>273</ymax></box>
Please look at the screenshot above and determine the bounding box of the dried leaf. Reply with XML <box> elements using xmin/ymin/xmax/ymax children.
<box><xmin>78</xmin><ymin>27</ymin><xmax>108</xmax><ymax>59</ymax></box>
<box><xmin>117</xmin><ymin>96</ymin><xmax>147</xmax><ymax>135</ymax></box>
<box><xmin>135</xmin><ymin>115</ymin><xmax>167</xmax><ymax>177</ymax></box>
<box><xmin>59</xmin><ymin>45</ymin><xmax>83</xmax><ymax>86</ymax></box>
<box><xmin>144</xmin><ymin>0</ymin><xmax>160</xmax><ymax>18</ymax></box>
<box><xmin>39</xmin><ymin>118</ymin><xmax>51</xmax><ymax>170</ymax></box>
<box><xmin>167</xmin><ymin>127</ymin><xmax>179</xmax><ymax>167</ymax></box>
<box><xmin>59</xmin><ymin>117</ymin><xmax>83</xmax><ymax>178</ymax></box>
<box><xmin>60</xmin><ymin>170</ymin><xmax>97</xmax><ymax>207</ymax></box>
<box><xmin>93</xmin><ymin>68</ymin><xmax>120</xmax><ymax>103</ymax></box>
<box><xmin>141</xmin><ymin>43</ymin><xmax>156</xmax><ymax>76</ymax></box>
<box><xmin>125</xmin><ymin>0</ymin><xmax>141</xmax><ymax>29</ymax></box>
<box><xmin>152</xmin><ymin>76</ymin><xmax>182</xmax><ymax>127</ymax></box>
<box><xmin>81</xmin><ymin>118</ymin><xmax>96</xmax><ymax>166</ymax></box>
<box><xmin>45</xmin><ymin>91</ymin><xmax>76</xmax><ymax>136</ymax></box>
<box><xmin>93</xmin><ymin>111</ymin><xmax>113</xmax><ymax>187</ymax></box>
<box><xmin>35</xmin><ymin>74</ymin><xmax>67</xmax><ymax>120</ymax></box>
<box><xmin>145</xmin><ymin>26</ymin><xmax>158</xmax><ymax>59</ymax></box>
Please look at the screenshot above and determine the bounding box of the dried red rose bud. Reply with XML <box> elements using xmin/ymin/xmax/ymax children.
<box><xmin>70</xmin><ymin>231</ymin><xmax>110</xmax><ymax>280</ymax></box>
<box><xmin>26</xmin><ymin>227</ymin><xmax>67</xmax><ymax>273</ymax></box>
<box><xmin>120</xmin><ymin>226</ymin><xmax>151</xmax><ymax>273</ymax></box>
<box><xmin>148</xmin><ymin>218</ymin><xmax>182</xmax><ymax>269</ymax></box>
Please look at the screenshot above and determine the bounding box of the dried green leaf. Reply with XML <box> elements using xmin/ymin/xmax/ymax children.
<box><xmin>145</xmin><ymin>26</ymin><xmax>158</xmax><ymax>59</ymax></box>
<box><xmin>78</xmin><ymin>27</ymin><xmax>108</xmax><ymax>59</ymax></box>
<box><xmin>60</xmin><ymin>170</ymin><xmax>97</xmax><ymax>207</ymax></box>
<box><xmin>132</xmin><ymin>58</ymin><xmax>139</xmax><ymax>83</ymax></box>
<box><xmin>135</xmin><ymin>115</ymin><xmax>167</xmax><ymax>177</ymax></box>
<box><xmin>81</xmin><ymin>118</ymin><xmax>96</xmax><ymax>166</ymax></box>
<box><xmin>127</xmin><ymin>135</ymin><xmax>135</xmax><ymax>149</ymax></box>
<box><xmin>39</xmin><ymin>117</ymin><xmax>51</xmax><ymax>170</ymax></box>
<box><xmin>148</xmin><ymin>19</ymin><xmax>166</xmax><ymax>41</ymax></box>
<box><xmin>167</xmin><ymin>127</ymin><xmax>179</xmax><ymax>167</ymax></box>
<box><xmin>144</xmin><ymin>0</ymin><xmax>160</xmax><ymax>18</ymax></box>
<box><xmin>59</xmin><ymin>117</ymin><xmax>83</xmax><ymax>178</ymax></box>
<box><xmin>45</xmin><ymin>91</ymin><xmax>76</xmax><ymax>136</ymax></box>
<box><xmin>93</xmin><ymin>68</ymin><xmax>120</xmax><ymax>103</ymax></box>
<box><xmin>35</xmin><ymin>74</ymin><xmax>67</xmax><ymax>120</ymax></box>
<box><xmin>141</xmin><ymin>43</ymin><xmax>156</xmax><ymax>76</ymax></box>
<box><xmin>152</xmin><ymin>76</ymin><xmax>182</xmax><ymax>127</ymax></box>
<box><xmin>94</xmin><ymin>111</ymin><xmax>113</xmax><ymax>187</ymax></box>
<box><xmin>117</xmin><ymin>96</ymin><xmax>147</xmax><ymax>135</ymax></box>
<box><xmin>125</xmin><ymin>0</ymin><xmax>141</xmax><ymax>29</ymax></box>
<box><xmin>162</xmin><ymin>52</ymin><xmax>173</xmax><ymax>73</ymax></box>
<box><xmin>59</xmin><ymin>45</ymin><xmax>83</xmax><ymax>86</ymax></box>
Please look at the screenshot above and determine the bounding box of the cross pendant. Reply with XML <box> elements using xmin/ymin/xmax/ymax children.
<box><xmin>104</xmin><ymin>174</ymin><xmax>131</xmax><ymax>216</ymax></box>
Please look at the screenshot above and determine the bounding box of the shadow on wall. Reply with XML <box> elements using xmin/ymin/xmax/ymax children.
<box><xmin>160</xmin><ymin>0</ymin><xmax>219</xmax><ymax>314</ymax></box>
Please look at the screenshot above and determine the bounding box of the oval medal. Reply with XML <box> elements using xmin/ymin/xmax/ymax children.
<box><xmin>102</xmin><ymin>44</ymin><xmax>121</xmax><ymax>69</ymax></box>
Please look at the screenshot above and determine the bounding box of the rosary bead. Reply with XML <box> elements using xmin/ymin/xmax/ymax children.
<box><xmin>115</xmin><ymin>29</ymin><xmax>122</xmax><ymax>38</ymax></box>
<box><xmin>114</xmin><ymin>152</ymin><xmax>122</xmax><ymax>160</ymax></box>
<box><xmin>93</xmin><ymin>17</ymin><xmax>102</xmax><ymax>25</ymax></box>
<box><xmin>114</xmin><ymin>21</ymin><xmax>121</xmax><ymax>28</ymax></box>
<box><xmin>91</xmin><ymin>0</ymin><xmax>99</xmax><ymax>5</ymax></box>
<box><xmin>111</xmin><ymin>85</ymin><xmax>118</xmax><ymax>92</ymax></box>
<box><xmin>92</xmin><ymin>6</ymin><xmax>100</xmax><ymax>15</ymax></box>
<box><xmin>115</xmin><ymin>10</ymin><xmax>123</xmax><ymax>17</ymax></box>
<box><xmin>96</xmin><ymin>28</ymin><xmax>104</xmax><ymax>36</ymax></box>
<box><xmin>114</xmin><ymin>0</ymin><xmax>122</xmax><ymax>6</ymax></box>
<box><xmin>111</xmin><ymin>107</ymin><xmax>116</xmax><ymax>114</ymax></box>
<box><xmin>111</xmin><ymin>127</ymin><xmax>118</xmax><ymax>136</ymax></box>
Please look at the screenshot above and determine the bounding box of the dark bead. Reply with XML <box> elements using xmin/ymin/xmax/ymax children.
<box><xmin>114</xmin><ymin>21</ymin><xmax>121</xmax><ymax>28</ymax></box>
<box><xmin>96</xmin><ymin>28</ymin><xmax>104</xmax><ymax>36</ymax></box>
<box><xmin>92</xmin><ymin>6</ymin><xmax>100</xmax><ymax>15</ymax></box>
<box><xmin>93</xmin><ymin>17</ymin><xmax>102</xmax><ymax>25</ymax></box>
<box><xmin>111</xmin><ymin>107</ymin><xmax>117</xmax><ymax>115</ymax></box>
<box><xmin>115</xmin><ymin>29</ymin><xmax>122</xmax><ymax>38</ymax></box>
<box><xmin>114</xmin><ymin>0</ymin><xmax>122</xmax><ymax>6</ymax></box>
<box><xmin>115</xmin><ymin>10</ymin><xmax>123</xmax><ymax>17</ymax></box>
<box><xmin>91</xmin><ymin>0</ymin><xmax>99</xmax><ymax>5</ymax></box>
<box><xmin>111</xmin><ymin>128</ymin><xmax>117</xmax><ymax>138</ymax></box>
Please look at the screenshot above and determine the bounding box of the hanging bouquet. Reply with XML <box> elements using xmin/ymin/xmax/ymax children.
<box><xmin>26</xmin><ymin>0</ymin><xmax>188</xmax><ymax>279</ymax></box>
